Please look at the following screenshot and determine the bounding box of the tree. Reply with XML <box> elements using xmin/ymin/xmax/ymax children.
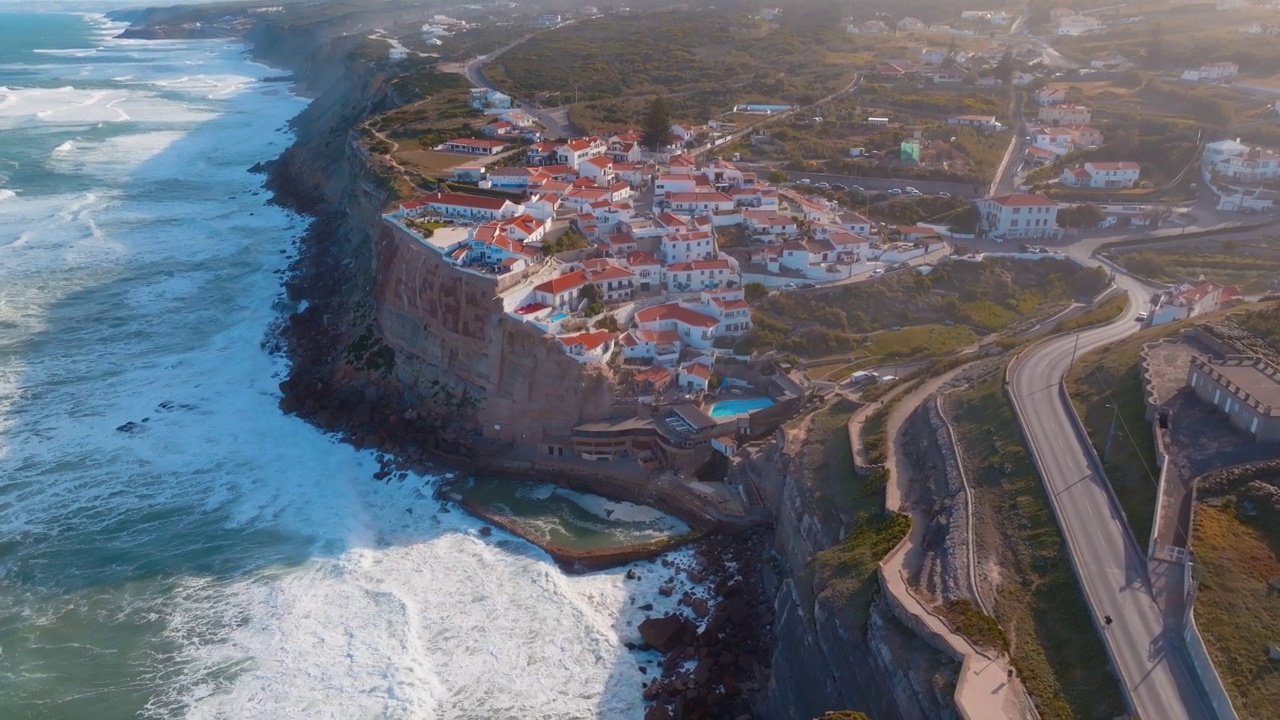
<box><xmin>994</xmin><ymin>49</ymin><xmax>1015</xmax><ymax>84</ymax></box>
<box><xmin>579</xmin><ymin>282</ymin><xmax>603</xmax><ymax>306</ymax></box>
<box><xmin>744</xmin><ymin>282</ymin><xmax>768</xmax><ymax>302</ymax></box>
<box><xmin>641</xmin><ymin>96</ymin><xmax>671</xmax><ymax>152</ymax></box>
<box><xmin>767</xmin><ymin>169</ymin><xmax>788</xmax><ymax>185</ymax></box>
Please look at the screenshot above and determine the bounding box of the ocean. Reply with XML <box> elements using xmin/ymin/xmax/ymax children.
<box><xmin>0</xmin><ymin>12</ymin><xmax>681</xmax><ymax>719</ymax></box>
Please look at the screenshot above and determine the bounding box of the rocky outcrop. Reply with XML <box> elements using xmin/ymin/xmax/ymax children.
<box><xmin>742</xmin><ymin>429</ymin><xmax>959</xmax><ymax>720</ymax></box>
<box><xmin>374</xmin><ymin>222</ymin><xmax>616</xmax><ymax>449</ymax></box>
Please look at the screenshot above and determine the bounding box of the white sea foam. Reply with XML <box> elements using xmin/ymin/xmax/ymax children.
<box><xmin>0</xmin><ymin>14</ymin><xmax>673</xmax><ymax>719</ymax></box>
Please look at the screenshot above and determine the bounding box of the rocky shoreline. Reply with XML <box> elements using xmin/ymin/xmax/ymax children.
<box><xmin>632</xmin><ymin>529</ymin><xmax>776</xmax><ymax>720</ymax></box>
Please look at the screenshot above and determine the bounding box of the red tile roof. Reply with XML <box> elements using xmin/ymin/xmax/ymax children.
<box><xmin>418</xmin><ymin>191</ymin><xmax>514</xmax><ymax>211</ymax></box>
<box><xmin>680</xmin><ymin>361</ymin><xmax>712</xmax><ymax>379</ymax></box>
<box><xmin>444</xmin><ymin>138</ymin><xmax>508</xmax><ymax>149</ymax></box>
<box><xmin>984</xmin><ymin>193</ymin><xmax>1057</xmax><ymax>207</ymax></box>
<box><xmin>666</xmin><ymin>259</ymin><xmax>733</xmax><ymax>272</ymax></box>
<box><xmin>559</xmin><ymin>330</ymin><xmax>615</xmax><ymax>352</ymax></box>
<box><xmin>636</xmin><ymin>303</ymin><xmax>718</xmax><ymax>329</ymax></box>
<box><xmin>534</xmin><ymin>269</ymin><xmax>588</xmax><ymax>295</ymax></box>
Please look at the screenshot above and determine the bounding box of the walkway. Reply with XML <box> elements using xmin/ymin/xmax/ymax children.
<box><xmin>853</xmin><ymin>368</ymin><xmax>1039</xmax><ymax>719</ymax></box>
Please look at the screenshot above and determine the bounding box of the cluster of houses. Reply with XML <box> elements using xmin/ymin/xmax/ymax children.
<box><xmin>386</xmin><ymin>134</ymin><xmax>890</xmax><ymax>377</ymax></box>
<box><xmin>867</xmin><ymin>42</ymin><xmax>1039</xmax><ymax>86</ymax></box>
<box><xmin>1204</xmin><ymin>138</ymin><xmax>1280</xmax><ymax>182</ymax></box>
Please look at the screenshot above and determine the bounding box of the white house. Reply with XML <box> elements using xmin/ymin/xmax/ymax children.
<box><xmin>619</xmin><ymin>328</ymin><xmax>682</xmax><ymax>366</ymax></box>
<box><xmin>578</xmin><ymin>155</ymin><xmax>615</xmax><ymax>185</ymax></box>
<box><xmin>833</xmin><ymin>212</ymin><xmax>873</xmax><ymax>236</ymax></box>
<box><xmin>897</xmin><ymin>16</ymin><xmax>926</xmax><ymax>30</ymax></box>
<box><xmin>635</xmin><ymin>303</ymin><xmax>721</xmax><ymax>351</ymax></box>
<box><xmin>1150</xmin><ymin>282</ymin><xmax>1231</xmax><ymax>326</ymax></box>
<box><xmin>1217</xmin><ymin>187</ymin><xmax>1279</xmax><ymax>213</ymax></box>
<box><xmin>667</xmin><ymin>191</ymin><xmax>736</xmax><ymax>215</ymax></box>
<box><xmin>531</xmin><ymin>268</ymin><xmax>591</xmax><ymax>310</ymax></box>
<box><xmin>678</xmin><ymin>359</ymin><xmax>713</xmax><ymax>392</ymax></box>
<box><xmin>1181</xmin><ymin>62</ymin><xmax>1239</xmax><ymax>82</ymax></box>
<box><xmin>555</xmin><ymin>137</ymin><xmax>608</xmax><ymax>170</ymax></box>
<box><xmin>401</xmin><ymin>191</ymin><xmax>524</xmax><ymax>221</ymax></box>
<box><xmin>558</xmin><ymin>330</ymin><xmax>616</xmax><ymax>363</ymax></box>
<box><xmin>1033</xmin><ymin>87</ymin><xmax>1069</xmax><ymax>106</ymax></box>
<box><xmin>948</xmin><ymin>114</ymin><xmax>1003</xmax><ymax>130</ymax></box>
<box><xmin>1039</xmin><ymin>103</ymin><xmax>1092</xmax><ymax>126</ymax></box>
<box><xmin>439</xmin><ymin>138</ymin><xmax>509</xmax><ymax>155</ymax></box>
<box><xmin>660</xmin><ymin>230</ymin><xmax>717</xmax><ymax>264</ymax></box>
<box><xmin>744</xmin><ymin>209</ymin><xmax>799</xmax><ymax>239</ymax></box>
<box><xmin>1057</xmin><ymin>15</ymin><xmax>1103</xmax><ymax>35</ymax></box>
<box><xmin>976</xmin><ymin>194</ymin><xmax>1061</xmax><ymax>239</ymax></box>
<box><xmin>1060</xmin><ymin>161</ymin><xmax>1141</xmax><ymax>188</ymax></box>
<box><xmin>665</xmin><ymin>258</ymin><xmax>738</xmax><ymax>292</ymax></box>
<box><xmin>625</xmin><ymin>250</ymin><xmax>663</xmax><ymax>291</ymax></box>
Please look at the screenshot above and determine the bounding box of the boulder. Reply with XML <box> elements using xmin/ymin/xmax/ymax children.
<box><xmin>644</xmin><ymin>703</ymin><xmax>671</xmax><ymax>720</ymax></box>
<box><xmin>639</xmin><ymin>615</ymin><xmax>695</xmax><ymax>654</ymax></box>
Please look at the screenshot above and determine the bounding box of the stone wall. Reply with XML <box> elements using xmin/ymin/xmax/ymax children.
<box><xmin>373</xmin><ymin>220</ymin><xmax>617</xmax><ymax>447</ymax></box>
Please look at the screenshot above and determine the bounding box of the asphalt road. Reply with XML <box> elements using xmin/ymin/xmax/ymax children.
<box><xmin>1008</xmin><ymin>270</ymin><xmax>1213</xmax><ymax>720</ymax></box>
<box><xmin>462</xmin><ymin>33</ymin><xmax>577</xmax><ymax>138</ymax></box>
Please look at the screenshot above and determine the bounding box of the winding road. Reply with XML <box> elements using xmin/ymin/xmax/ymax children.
<box><xmin>1008</xmin><ymin>270</ymin><xmax>1213</xmax><ymax>718</ymax></box>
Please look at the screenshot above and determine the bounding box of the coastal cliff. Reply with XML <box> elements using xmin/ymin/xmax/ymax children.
<box><xmin>374</xmin><ymin>221</ymin><xmax>616</xmax><ymax>450</ymax></box>
<box><xmin>742</xmin><ymin>426</ymin><xmax>959</xmax><ymax>720</ymax></box>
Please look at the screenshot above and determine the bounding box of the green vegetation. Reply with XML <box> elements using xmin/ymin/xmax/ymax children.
<box><xmin>1236</xmin><ymin>305</ymin><xmax>1280</xmax><ymax>351</ymax></box>
<box><xmin>640</xmin><ymin>95</ymin><xmax>670</xmax><ymax>152</ymax></box>
<box><xmin>939</xmin><ymin>598</ymin><xmax>1008</xmax><ymax>652</ymax></box>
<box><xmin>1193</xmin><ymin>481</ymin><xmax>1280</xmax><ymax>719</ymax></box>
<box><xmin>1065</xmin><ymin>323</ymin><xmax>1189</xmax><ymax>545</ymax></box>
<box><xmin>1054</xmin><ymin>7</ymin><xmax>1280</xmax><ymax>76</ymax></box>
<box><xmin>543</xmin><ymin>227</ymin><xmax>589</xmax><ymax>255</ymax></box>
<box><xmin>743</xmin><ymin>282</ymin><xmax>768</xmax><ymax>303</ymax></box>
<box><xmin>1113</xmin><ymin>244</ymin><xmax>1280</xmax><ymax>295</ymax></box>
<box><xmin>487</xmin><ymin>11</ymin><xmax>862</xmax><ymax>114</ymax></box>
<box><xmin>950</xmin><ymin>372</ymin><xmax>1125</xmax><ymax>719</ymax></box>
<box><xmin>789</xmin><ymin>402</ymin><xmax>909</xmax><ymax>636</ymax></box>
<box><xmin>736</xmin><ymin>259</ymin><xmax>1109</xmax><ymax>358</ymax></box>
<box><xmin>862</xmin><ymin>404</ymin><xmax>890</xmax><ymax>467</ymax></box>
<box><xmin>1052</xmin><ymin>294</ymin><xmax>1129</xmax><ymax>334</ymax></box>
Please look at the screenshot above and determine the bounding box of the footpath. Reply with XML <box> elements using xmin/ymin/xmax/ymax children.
<box><xmin>850</xmin><ymin>370</ymin><xmax>1040</xmax><ymax>720</ymax></box>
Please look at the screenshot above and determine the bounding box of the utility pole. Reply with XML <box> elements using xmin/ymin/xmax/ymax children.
<box><xmin>1103</xmin><ymin>403</ymin><xmax>1120</xmax><ymax>462</ymax></box>
<box><xmin>1068</xmin><ymin>331</ymin><xmax>1081</xmax><ymax>368</ymax></box>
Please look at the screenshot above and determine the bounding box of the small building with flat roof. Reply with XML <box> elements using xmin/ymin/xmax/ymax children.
<box><xmin>1187</xmin><ymin>355</ymin><xmax>1280</xmax><ymax>442</ymax></box>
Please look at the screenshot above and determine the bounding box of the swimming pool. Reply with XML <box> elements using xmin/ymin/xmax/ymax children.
<box><xmin>708</xmin><ymin>396</ymin><xmax>775</xmax><ymax>418</ymax></box>
<box><xmin>549</xmin><ymin>312</ymin><xmax>569</xmax><ymax>323</ymax></box>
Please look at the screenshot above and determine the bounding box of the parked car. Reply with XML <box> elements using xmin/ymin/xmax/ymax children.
<box><xmin>783</xmin><ymin>282</ymin><xmax>798</xmax><ymax>290</ymax></box>
<box><xmin>815</xmin><ymin>182</ymin><xmax>831</xmax><ymax>189</ymax></box>
<box><xmin>904</xmin><ymin>186</ymin><xmax>919</xmax><ymax>194</ymax></box>
<box><xmin>887</xmin><ymin>188</ymin><xmax>902</xmax><ymax>196</ymax></box>
<box><xmin>907</xmin><ymin>189</ymin><xmax>923</xmax><ymax>197</ymax></box>
<box><xmin>870</xmin><ymin>268</ymin><xmax>884</xmax><ymax>276</ymax></box>
<box><xmin>850</xmin><ymin>185</ymin><xmax>864</xmax><ymax>193</ymax></box>
<box><xmin>799</xmin><ymin>282</ymin><xmax>816</xmax><ymax>289</ymax></box>
<box><xmin>832</xmin><ymin>183</ymin><xmax>848</xmax><ymax>191</ymax></box>
<box><xmin>797</xmin><ymin>178</ymin><xmax>811</xmax><ymax>185</ymax></box>
<box><xmin>937</xmin><ymin>191</ymin><xmax>951</xmax><ymax>198</ymax></box>
<box><xmin>1136</xmin><ymin>311</ymin><xmax>1149</xmax><ymax>322</ymax></box>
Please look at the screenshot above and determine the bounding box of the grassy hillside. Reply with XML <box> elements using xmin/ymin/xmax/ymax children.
<box><xmin>950</xmin><ymin>371</ymin><xmax>1126</xmax><ymax>720</ymax></box>
<box><xmin>737</xmin><ymin>259</ymin><xmax>1109</xmax><ymax>357</ymax></box>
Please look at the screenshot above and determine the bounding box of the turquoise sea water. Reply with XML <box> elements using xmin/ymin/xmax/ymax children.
<box><xmin>0</xmin><ymin>12</ymin><xmax>681</xmax><ymax>719</ymax></box>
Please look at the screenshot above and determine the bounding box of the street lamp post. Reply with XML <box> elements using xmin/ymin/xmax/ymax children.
<box><xmin>1103</xmin><ymin>402</ymin><xmax>1120</xmax><ymax>462</ymax></box>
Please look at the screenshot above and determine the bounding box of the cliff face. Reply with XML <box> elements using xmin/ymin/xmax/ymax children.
<box><xmin>374</xmin><ymin>223</ymin><xmax>616</xmax><ymax>448</ymax></box>
<box><xmin>744</xmin><ymin>441</ymin><xmax>958</xmax><ymax>720</ymax></box>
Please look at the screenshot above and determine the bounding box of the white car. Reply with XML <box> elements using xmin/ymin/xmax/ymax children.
<box><xmin>797</xmin><ymin>179</ymin><xmax>811</xmax><ymax>185</ymax></box>
<box><xmin>870</xmin><ymin>268</ymin><xmax>884</xmax><ymax>276</ymax></box>
<box><xmin>887</xmin><ymin>188</ymin><xmax>902</xmax><ymax>196</ymax></box>
<box><xmin>1136</xmin><ymin>311</ymin><xmax>1149</xmax><ymax>322</ymax></box>
<box><xmin>815</xmin><ymin>182</ymin><xmax>831</xmax><ymax>189</ymax></box>
<box><xmin>904</xmin><ymin>186</ymin><xmax>919</xmax><ymax>194</ymax></box>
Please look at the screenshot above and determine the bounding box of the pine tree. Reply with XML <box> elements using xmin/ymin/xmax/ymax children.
<box><xmin>641</xmin><ymin>96</ymin><xmax>671</xmax><ymax>152</ymax></box>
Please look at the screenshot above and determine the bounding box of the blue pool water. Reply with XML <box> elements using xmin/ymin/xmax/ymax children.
<box><xmin>549</xmin><ymin>312</ymin><xmax>569</xmax><ymax>322</ymax></box>
<box><xmin>708</xmin><ymin>396</ymin><xmax>775</xmax><ymax>417</ymax></box>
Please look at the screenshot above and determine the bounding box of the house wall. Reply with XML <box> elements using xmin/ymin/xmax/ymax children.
<box><xmin>1187</xmin><ymin>360</ymin><xmax>1280</xmax><ymax>442</ymax></box>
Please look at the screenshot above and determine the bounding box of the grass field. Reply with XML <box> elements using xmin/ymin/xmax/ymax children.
<box><xmin>1063</xmin><ymin>323</ymin><xmax>1188</xmax><ymax>547</ymax></box>
<box><xmin>1052</xmin><ymin>294</ymin><xmax>1129</xmax><ymax>334</ymax></box>
<box><xmin>1193</xmin><ymin>499</ymin><xmax>1280</xmax><ymax>719</ymax></box>
<box><xmin>1110</xmin><ymin>241</ymin><xmax>1280</xmax><ymax>295</ymax></box>
<box><xmin>950</xmin><ymin>371</ymin><xmax>1126</xmax><ymax>720</ymax></box>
